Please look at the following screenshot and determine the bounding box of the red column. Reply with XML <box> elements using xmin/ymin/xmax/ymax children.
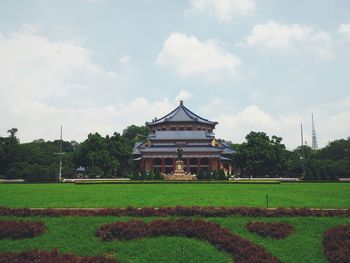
<box><xmin>186</xmin><ymin>157</ymin><xmax>190</xmax><ymax>173</ymax></box>
<box><xmin>217</xmin><ymin>157</ymin><xmax>220</xmax><ymax>170</ymax></box>
<box><xmin>161</xmin><ymin>158</ymin><xmax>165</xmax><ymax>174</ymax></box>
<box><xmin>198</xmin><ymin>157</ymin><xmax>200</xmax><ymax>172</ymax></box>
<box><xmin>140</xmin><ymin>159</ymin><xmax>144</xmax><ymax>171</ymax></box>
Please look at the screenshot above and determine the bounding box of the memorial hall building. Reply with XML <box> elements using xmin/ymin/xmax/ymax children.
<box><xmin>133</xmin><ymin>101</ymin><xmax>234</xmax><ymax>175</ymax></box>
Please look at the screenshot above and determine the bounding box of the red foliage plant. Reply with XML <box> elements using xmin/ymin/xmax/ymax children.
<box><xmin>1</xmin><ymin>206</ymin><xmax>349</xmax><ymax>218</ymax></box>
<box><xmin>96</xmin><ymin>218</ymin><xmax>280</xmax><ymax>263</ymax></box>
<box><xmin>246</xmin><ymin>221</ymin><xmax>295</xmax><ymax>239</ymax></box>
<box><xmin>0</xmin><ymin>249</ymin><xmax>119</xmax><ymax>263</ymax></box>
<box><xmin>0</xmin><ymin>220</ymin><xmax>47</xmax><ymax>239</ymax></box>
<box><xmin>323</xmin><ymin>224</ymin><xmax>350</xmax><ymax>263</ymax></box>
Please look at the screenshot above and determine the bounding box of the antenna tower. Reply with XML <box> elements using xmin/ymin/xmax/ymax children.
<box><xmin>54</xmin><ymin>126</ymin><xmax>65</xmax><ymax>182</ymax></box>
<box><xmin>300</xmin><ymin>123</ymin><xmax>305</xmax><ymax>177</ymax></box>
<box><xmin>311</xmin><ymin>113</ymin><xmax>318</xmax><ymax>150</ymax></box>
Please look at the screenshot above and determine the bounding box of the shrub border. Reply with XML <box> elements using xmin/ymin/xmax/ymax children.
<box><xmin>0</xmin><ymin>249</ymin><xmax>119</xmax><ymax>263</ymax></box>
<box><xmin>1</xmin><ymin>206</ymin><xmax>349</xmax><ymax>218</ymax></box>
<box><xmin>97</xmin><ymin>218</ymin><xmax>279</xmax><ymax>263</ymax></box>
<box><xmin>323</xmin><ymin>224</ymin><xmax>350</xmax><ymax>263</ymax></box>
<box><xmin>73</xmin><ymin>180</ymin><xmax>280</xmax><ymax>184</ymax></box>
<box><xmin>0</xmin><ymin>220</ymin><xmax>47</xmax><ymax>239</ymax></box>
<box><xmin>246</xmin><ymin>221</ymin><xmax>295</xmax><ymax>239</ymax></box>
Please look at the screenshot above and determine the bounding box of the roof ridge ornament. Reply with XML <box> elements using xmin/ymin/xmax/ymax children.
<box><xmin>180</xmin><ymin>100</ymin><xmax>184</xmax><ymax>106</ymax></box>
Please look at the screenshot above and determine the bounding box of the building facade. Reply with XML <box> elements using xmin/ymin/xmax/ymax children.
<box><xmin>133</xmin><ymin>101</ymin><xmax>234</xmax><ymax>175</ymax></box>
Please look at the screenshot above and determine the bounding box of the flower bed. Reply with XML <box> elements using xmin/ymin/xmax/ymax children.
<box><xmin>0</xmin><ymin>220</ymin><xmax>47</xmax><ymax>239</ymax></box>
<box><xmin>0</xmin><ymin>206</ymin><xmax>349</xmax><ymax>218</ymax></box>
<box><xmin>323</xmin><ymin>224</ymin><xmax>350</xmax><ymax>263</ymax></box>
<box><xmin>96</xmin><ymin>218</ymin><xmax>279</xmax><ymax>263</ymax></box>
<box><xmin>246</xmin><ymin>221</ymin><xmax>295</xmax><ymax>239</ymax></box>
<box><xmin>0</xmin><ymin>249</ymin><xmax>119</xmax><ymax>263</ymax></box>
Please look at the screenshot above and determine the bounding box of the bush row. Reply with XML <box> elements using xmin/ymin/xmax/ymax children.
<box><xmin>0</xmin><ymin>220</ymin><xmax>47</xmax><ymax>239</ymax></box>
<box><xmin>96</xmin><ymin>218</ymin><xmax>279</xmax><ymax>263</ymax></box>
<box><xmin>323</xmin><ymin>224</ymin><xmax>350</xmax><ymax>263</ymax></box>
<box><xmin>0</xmin><ymin>249</ymin><xmax>119</xmax><ymax>263</ymax></box>
<box><xmin>1</xmin><ymin>206</ymin><xmax>349</xmax><ymax>218</ymax></box>
<box><xmin>75</xmin><ymin>180</ymin><xmax>240</xmax><ymax>184</ymax></box>
<box><xmin>246</xmin><ymin>221</ymin><xmax>295</xmax><ymax>239</ymax></box>
<box><xmin>231</xmin><ymin>180</ymin><xmax>280</xmax><ymax>184</ymax></box>
<box><xmin>71</xmin><ymin>179</ymin><xmax>349</xmax><ymax>184</ymax></box>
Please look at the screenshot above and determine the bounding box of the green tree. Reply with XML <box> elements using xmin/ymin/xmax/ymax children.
<box><xmin>77</xmin><ymin>132</ymin><xmax>132</xmax><ymax>177</ymax></box>
<box><xmin>235</xmin><ymin>132</ymin><xmax>289</xmax><ymax>178</ymax></box>
<box><xmin>0</xmin><ymin>128</ymin><xmax>20</xmax><ymax>176</ymax></box>
<box><xmin>122</xmin><ymin>125</ymin><xmax>149</xmax><ymax>147</ymax></box>
<box><xmin>218</xmin><ymin>169</ymin><xmax>226</xmax><ymax>180</ymax></box>
<box><xmin>197</xmin><ymin>169</ymin><xmax>205</xmax><ymax>180</ymax></box>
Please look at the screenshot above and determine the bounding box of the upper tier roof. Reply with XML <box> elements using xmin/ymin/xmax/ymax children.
<box><xmin>146</xmin><ymin>101</ymin><xmax>218</xmax><ymax>126</ymax></box>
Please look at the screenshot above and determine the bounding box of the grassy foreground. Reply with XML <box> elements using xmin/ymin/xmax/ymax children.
<box><xmin>1</xmin><ymin>215</ymin><xmax>349</xmax><ymax>263</ymax></box>
<box><xmin>0</xmin><ymin>182</ymin><xmax>350</xmax><ymax>208</ymax></box>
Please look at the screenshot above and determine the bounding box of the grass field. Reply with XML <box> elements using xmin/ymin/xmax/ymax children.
<box><xmin>1</xmin><ymin>183</ymin><xmax>349</xmax><ymax>262</ymax></box>
<box><xmin>0</xmin><ymin>182</ymin><xmax>350</xmax><ymax>208</ymax></box>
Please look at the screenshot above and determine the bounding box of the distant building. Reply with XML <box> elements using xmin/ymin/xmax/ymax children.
<box><xmin>133</xmin><ymin>101</ymin><xmax>234</xmax><ymax>175</ymax></box>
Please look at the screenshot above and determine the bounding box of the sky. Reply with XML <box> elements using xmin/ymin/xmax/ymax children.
<box><xmin>0</xmin><ymin>0</ymin><xmax>349</xmax><ymax>149</ymax></box>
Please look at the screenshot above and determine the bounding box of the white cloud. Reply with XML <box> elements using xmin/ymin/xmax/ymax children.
<box><xmin>175</xmin><ymin>89</ymin><xmax>192</xmax><ymax>102</ymax></box>
<box><xmin>200</xmin><ymin>98</ymin><xmax>350</xmax><ymax>149</ymax></box>
<box><xmin>185</xmin><ymin>0</ymin><xmax>255</xmax><ymax>22</ymax></box>
<box><xmin>118</xmin><ymin>55</ymin><xmax>131</xmax><ymax>64</ymax></box>
<box><xmin>0</xmin><ymin>25</ymin><xmax>116</xmax><ymax>103</ymax></box>
<box><xmin>0</xmin><ymin>25</ymin><xmax>153</xmax><ymax>142</ymax></box>
<box><xmin>338</xmin><ymin>23</ymin><xmax>350</xmax><ymax>41</ymax></box>
<box><xmin>244</xmin><ymin>20</ymin><xmax>333</xmax><ymax>60</ymax></box>
<box><xmin>156</xmin><ymin>33</ymin><xmax>241</xmax><ymax>80</ymax></box>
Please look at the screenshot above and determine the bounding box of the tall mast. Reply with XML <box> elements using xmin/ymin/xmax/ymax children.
<box><xmin>300</xmin><ymin>123</ymin><xmax>304</xmax><ymax>147</ymax></box>
<box><xmin>300</xmin><ymin>123</ymin><xmax>305</xmax><ymax>177</ymax></box>
<box><xmin>59</xmin><ymin>126</ymin><xmax>62</xmax><ymax>181</ymax></box>
<box><xmin>54</xmin><ymin>126</ymin><xmax>64</xmax><ymax>182</ymax></box>
<box><xmin>311</xmin><ymin>113</ymin><xmax>318</xmax><ymax>150</ymax></box>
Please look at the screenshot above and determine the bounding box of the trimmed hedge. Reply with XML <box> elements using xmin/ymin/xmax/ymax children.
<box><xmin>75</xmin><ymin>180</ymin><xmax>235</xmax><ymax>184</ymax></box>
<box><xmin>74</xmin><ymin>180</ymin><xmax>282</xmax><ymax>184</ymax></box>
<box><xmin>0</xmin><ymin>220</ymin><xmax>47</xmax><ymax>239</ymax></box>
<box><xmin>231</xmin><ymin>180</ymin><xmax>280</xmax><ymax>184</ymax></box>
<box><xmin>1</xmin><ymin>206</ymin><xmax>349</xmax><ymax>218</ymax></box>
<box><xmin>246</xmin><ymin>221</ymin><xmax>295</xmax><ymax>239</ymax></box>
<box><xmin>0</xmin><ymin>249</ymin><xmax>119</xmax><ymax>263</ymax></box>
<box><xmin>323</xmin><ymin>224</ymin><xmax>350</xmax><ymax>263</ymax></box>
<box><xmin>97</xmin><ymin>218</ymin><xmax>279</xmax><ymax>263</ymax></box>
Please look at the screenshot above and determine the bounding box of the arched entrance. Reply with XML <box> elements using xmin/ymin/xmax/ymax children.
<box><xmin>189</xmin><ymin>158</ymin><xmax>198</xmax><ymax>174</ymax></box>
<box><xmin>164</xmin><ymin>158</ymin><xmax>174</xmax><ymax>174</ymax></box>
<box><xmin>153</xmin><ymin>158</ymin><xmax>162</xmax><ymax>173</ymax></box>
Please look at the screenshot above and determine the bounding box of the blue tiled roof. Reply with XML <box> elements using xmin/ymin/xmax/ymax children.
<box><xmin>132</xmin><ymin>142</ymin><xmax>143</xmax><ymax>155</ymax></box>
<box><xmin>146</xmin><ymin>102</ymin><xmax>217</xmax><ymax>126</ymax></box>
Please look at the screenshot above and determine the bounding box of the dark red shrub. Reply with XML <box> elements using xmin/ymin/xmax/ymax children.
<box><xmin>0</xmin><ymin>249</ymin><xmax>119</xmax><ymax>263</ymax></box>
<box><xmin>246</xmin><ymin>221</ymin><xmax>295</xmax><ymax>239</ymax></box>
<box><xmin>0</xmin><ymin>206</ymin><xmax>349</xmax><ymax>218</ymax></box>
<box><xmin>0</xmin><ymin>220</ymin><xmax>47</xmax><ymax>239</ymax></box>
<box><xmin>96</xmin><ymin>218</ymin><xmax>280</xmax><ymax>263</ymax></box>
<box><xmin>323</xmin><ymin>224</ymin><xmax>350</xmax><ymax>263</ymax></box>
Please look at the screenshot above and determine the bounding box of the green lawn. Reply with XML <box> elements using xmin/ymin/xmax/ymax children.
<box><xmin>1</xmin><ymin>183</ymin><xmax>349</xmax><ymax>262</ymax></box>
<box><xmin>1</xmin><ymin>215</ymin><xmax>349</xmax><ymax>263</ymax></box>
<box><xmin>0</xmin><ymin>182</ymin><xmax>349</xmax><ymax>208</ymax></box>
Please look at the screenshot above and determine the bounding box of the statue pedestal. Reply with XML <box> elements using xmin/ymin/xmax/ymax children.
<box><xmin>163</xmin><ymin>160</ymin><xmax>195</xmax><ymax>181</ymax></box>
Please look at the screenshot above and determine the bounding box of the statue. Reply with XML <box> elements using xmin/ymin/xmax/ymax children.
<box><xmin>177</xmin><ymin>146</ymin><xmax>183</xmax><ymax>160</ymax></box>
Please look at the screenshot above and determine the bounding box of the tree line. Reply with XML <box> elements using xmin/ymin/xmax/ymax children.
<box><xmin>0</xmin><ymin>126</ymin><xmax>349</xmax><ymax>181</ymax></box>
<box><xmin>232</xmin><ymin>131</ymin><xmax>350</xmax><ymax>180</ymax></box>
